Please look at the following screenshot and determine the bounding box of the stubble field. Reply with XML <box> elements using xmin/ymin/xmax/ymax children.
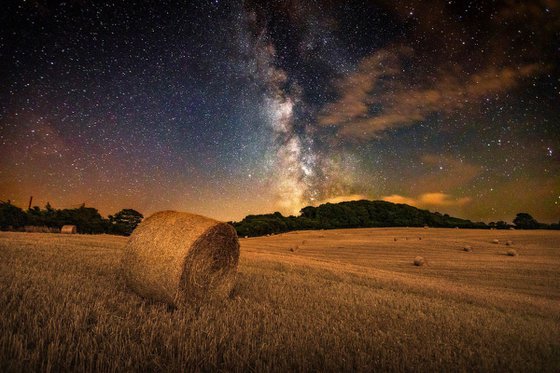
<box><xmin>1</xmin><ymin>228</ymin><xmax>559</xmax><ymax>372</ymax></box>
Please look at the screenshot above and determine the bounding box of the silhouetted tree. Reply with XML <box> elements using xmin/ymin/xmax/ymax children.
<box><xmin>109</xmin><ymin>209</ymin><xmax>143</xmax><ymax>236</ymax></box>
<box><xmin>26</xmin><ymin>206</ymin><xmax>44</xmax><ymax>226</ymax></box>
<box><xmin>56</xmin><ymin>205</ymin><xmax>108</xmax><ymax>233</ymax></box>
<box><xmin>0</xmin><ymin>202</ymin><xmax>27</xmax><ymax>229</ymax></box>
<box><xmin>513</xmin><ymin>213</ymin><xmax>540</xmax><ymax>229</ymax></box>
<box><xmin>495</xmin><ymin>221</ymin><xmax>510</xmax><ymax>229</ymax></box>
<box><xmin>234</xmin><ymin>200</ymin><xmax>489</xmax><ymax>237</ymax></box>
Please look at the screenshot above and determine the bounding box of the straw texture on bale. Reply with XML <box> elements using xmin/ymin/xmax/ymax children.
<box><xmin>122</xmin><ymin>211</ymin><xmax>239</xmax><ymax>307</ymax></box>
<box><xmin>61</xmin><ymin>225</ymin><xmax>77</xmax><ymax>234</ymax></box>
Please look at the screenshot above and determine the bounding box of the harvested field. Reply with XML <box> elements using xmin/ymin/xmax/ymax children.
<box><xmin>1</xmin><ymin>228</ymin><xmax>559</xmax><ymax>371</ymax></box>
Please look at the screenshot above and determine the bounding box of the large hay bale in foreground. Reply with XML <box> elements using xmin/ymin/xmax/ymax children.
<box><xmin>122</xmin><ymin>211</ymin><xmax>240</xmax><ymax>307</ymax></box>
<box><xmin>61</xmin><ymin>225</ymin><xmax>77</xmax><ymax>234</ymax></box>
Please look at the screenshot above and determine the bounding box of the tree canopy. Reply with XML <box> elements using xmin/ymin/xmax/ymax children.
<box><xmin>233</xmin><ymin>200</ymin><xmax>490</xmax><ymax>237</ymax></box>
<box><xmin>0</xmin><ymin>201</ymin><xmax>141</xmax><ymax>235</ymax></box>
<box><xmin>513</xmin><ymin>213</ymin><xmax>541</xmax><ymax>229</ymax></box>
<box><xmin>233</xmin><ymin>200</ymin><xmax>558</xmax><ymax>237</ymax></box>
<box><xmin>109</xmin><ymin>209</ymin><xmax>144</xmax><ymax>236</ymax></box>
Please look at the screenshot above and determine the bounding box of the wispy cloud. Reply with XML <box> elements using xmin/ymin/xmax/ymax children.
<box><xmin>318</xmin><ymin>49</ymin><xmax>403</xmax><ymax>126</ymax></box>
<box><xmin>382</xmin><ymin>192</ymin><xmax>471</xmax><ymax>208</ymax></box>
<box><xmin>319</xmin><ymin>54</ymin><xmax>543</xmax><ymax>139</ymax></box>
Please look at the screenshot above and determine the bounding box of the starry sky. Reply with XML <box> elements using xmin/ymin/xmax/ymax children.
<box><xmin>1</xmin><ymin>0</ymin><xmax>559</xmax><ymax>223</ymax></box>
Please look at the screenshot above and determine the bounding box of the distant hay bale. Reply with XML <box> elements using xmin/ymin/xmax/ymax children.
<box><xmin>413</xmin><ymin>256</ymin><xmax>425</xmax><ymax>266</ymax></box>
<box><xmin>492</xmin><ymin>239</ymin><xmax>499</xmax><ymax>244</ymax></box>
<box><xmin>507</xmin><ymin>249</ymin><xmax>518</xmax><ymax>257</ymax></box>
<box><xmin>423</xmin><ymin>225</ymin><xmax>429</xmax><ymax>229</ymax></box>
<box><xmin>122</xmin><ymin>211</ymin><xmax>240</xmax><ymax>307</ymax></box>
<box><xmin>418</xmin><ymin>237</ymin><xmax>422</xmax><ymax>240</ymax></box>
<box><xmin>505</xmin><ymin>240</ymin><xmax>513</xmax><ymax>246</ymax></box>
<box><xmin>61</xmin><ymin>225</ymin><xmax>77</xmax><ymax>234</ymax></box>
<box><xmin>394</xmin><ymin>237</ymin><xmax>398</xmax><ymax>242</ymax></box>
<box><xmin>244</xmin><ymin>236</ymin><xmax>248</xmax><ymax>239</ymax></box>
<box><xmin>463</xmin><ymin>245</ymin><xmax>472</xmax><ymax>252</ymax></box>
<box><xmin>289</xmin><ymin>245</ymin><xmax>299</xmax><ymax>252</ymax></box>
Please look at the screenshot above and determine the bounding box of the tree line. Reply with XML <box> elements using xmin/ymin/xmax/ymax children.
<box><xmin>0</xmin><ymin>201</ymin><xmax>142</xmax><ymax>235</ymax></box>
<box><xmin>233</xmin><ymin>200</ymin><xmax>560</xmax><ymax>237</ymax></box>
<box><xmin>1</xmin><ymin>199</ymin><xmax>558</xmax><ymax>237</ymax></box>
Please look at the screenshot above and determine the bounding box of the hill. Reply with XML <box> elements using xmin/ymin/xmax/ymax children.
<box><xmin>234</xmin><ymin>200</ymin><xmax>488</xmax><ymax>237</ymax></box>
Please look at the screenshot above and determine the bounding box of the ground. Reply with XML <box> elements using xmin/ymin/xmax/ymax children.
<box><xmin>0</xmin><ymin>228</ymin><xmax>559</xmax><ymax>372</ymax></box>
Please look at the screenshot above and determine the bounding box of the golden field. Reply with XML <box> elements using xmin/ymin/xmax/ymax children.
<box><xmin>0</xmin><ymin>228</ymin><xmax>559</xmax><ymax>372</ymax></box>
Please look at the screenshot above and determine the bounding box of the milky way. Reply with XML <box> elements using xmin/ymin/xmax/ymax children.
<box><xmin>1</xmin><ymin>1</ymin><xmax>559</xmax><ymax>223</ymax></box>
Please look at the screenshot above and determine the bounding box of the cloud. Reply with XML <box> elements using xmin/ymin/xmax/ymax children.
<box><xmin>318</xmin><ymin>49</ymin><xmax>403</xmax><ymax>127</ymax></box>
<box><xmin>382</xmin><ymin>192</ymin><xmax>471</xmax><ymax>208</ymax></box>
<box><xmin>381</xmin><ymin>194</ymin><xmax>418</xmax><ymax>206</ymax></box>
<box><xmin>419</xmin><ymin>193</ymin><xmax>472</xmax><ymax>207</ymax></box>
<box><xmin>319</xmin><ymin>55</ymin><xmax>543</xmax><ymax>139</ymax></box>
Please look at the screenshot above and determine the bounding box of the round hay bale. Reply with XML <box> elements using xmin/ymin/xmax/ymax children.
<box><xmin>505</xmin><ymin>240</ymin><xmax>513</xmax><ymax>246</ymax></box>
<box><xmin>463</xmin><ymin>245</ymin><xmax>472</xmax><ymax>252</ymax></box>
<box><xmin>61</xmin><ymin>225</ymin><xmax>77</xmax><ymax>234</ymax></box>
<box><xmin>413</xmin><ymin>256</ymin><xmax>425</xmax><ymax>266</ymax></box>
<box><xmin>506</xmin><ymin>249</ymin><xmax>518</xmax><ymax>257</ymax></box>
<box><xmin>492</xmin><ymin>239</ymin><xmax>499</xmax><ymax>244</ymax></box>
<box><xmin>122</xmin><ymin>211</ymin><xmax>239</xmax><ymax>307</ymax></box>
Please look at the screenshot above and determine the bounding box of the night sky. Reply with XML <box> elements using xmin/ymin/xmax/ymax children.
<box><xmin>1</xmin><ymin>0</ymin><xmax>559</xmax><ymax>223</ymax></box>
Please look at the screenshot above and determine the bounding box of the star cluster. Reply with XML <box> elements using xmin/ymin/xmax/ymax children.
<box><xmin>1</xmin><ymin>0</ymin><xmax>559</xmax><ymax>222</ymax></box>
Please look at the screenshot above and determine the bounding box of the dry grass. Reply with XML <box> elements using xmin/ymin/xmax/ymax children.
<box><xmin>1</xmin><ymin>228</ymin><xmax>559</xmax><ymax>372</ymax></box>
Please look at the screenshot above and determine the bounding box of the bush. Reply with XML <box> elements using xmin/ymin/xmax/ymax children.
<box><xmin>0</xmin><ymin>202</ymin><xmax>27</xmax><ymax>229</ymax></box>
